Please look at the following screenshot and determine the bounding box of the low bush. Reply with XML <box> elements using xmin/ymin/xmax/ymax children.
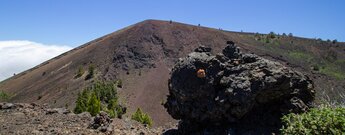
<box><xmin>281</xmin><ymin>106</ymin><xmax>345</xmax><ymax>134</ymax></box>
<box><xmin>116</xmin><ymin>80</ymin><xmax>123</xmax><ymax>88</ymax></box>
<box><xmin>131</xmin><ymin>108</ymin><xmax>153</xmax><ymax>127</ymax></box>
<box><xmin>332</xmin><ymin>39</ymin><xmax>338</xmax><ymax>44</ymax></box>
<box><xmin>268</xmin><ymin>32</ymin><xmax>276</xmax><ymax>39</ymax></box>
<box><xmin>75</xmin><ymin>66</ymin><xmax>85</xmax><ymax>78</ymax></box>
<box><xmin>85</xmin><ymin>64</ymin><xmax>95</xmax><ymax>80</ymax></box>
<box><xmin>0</xmin><ymin>91</ymin><xmax>11</xmax><ymax>101</ymax></box>
<box><xmin>254</xmin><ymin>32</ymin><xmax>279</xmax><ymax>44</ymax></box>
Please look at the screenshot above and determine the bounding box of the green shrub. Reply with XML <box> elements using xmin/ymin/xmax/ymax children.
<box><xmin>132</xmin><ymin>108</ymin><xmax>153</xmax><ymax>127</ymax></box>
<box><xmin>254</xmin><ymin>32</ymin><xmax>278</xmax><ymax>44</ymax></box>
<box><xmin>254</xmin><ymin>33</ymin><xmax>261</xmax><ymax>41</ymax></box>
<box><xmin>74</xmin><ymin>90</ymin><xmax>90</xmax><ymax>114</ymax></box>
<box><xmin>332</xmin><ymin>39</ymin><xmax>338</xmax><ymax>44</ymax></box>
<box><xmin>85</xmin><ymin>64</ymin><xmax>95</xmax><ymax>80</ymax></box>
<box><xmin>87</xmin><ymin>92</ymin><xmax>101</xmax><ymax>116</ymax></box>
<box><xmin>117</xmin><ymin>80</ymin><xmax>123</xmax><ymax>88</ymax></box>
<box><xmin>75</xmin><ymin>66</ymin><xmax>85</xmax><ymax>78</ymax></box>
<box><xmin>93</xmin><ymin>81</ymin><xmax>118</xmax><ymax>103</ymax></box>
<box><xmin>74</xmin><ymin>80</ymin><xmax>126</xmax><ymax>118</ymax></box>
<box><xmin>268</xmin><ymin>31</ymin><xmax>276</xmax><ymax>39</ymax></box>
<box><xmin>0</xmin><ymin>91</ymin><xmax>11</xmax><ymax>101</ymax></box>
<box><xmin>281</xmin><ymin>107</ymin><xmax>345</xmax><ymax>135</ymax></box>
<box><xmin>106</xmin><ymin>98</ymin><xmax>126</xmax><ymax>118</ymax></box>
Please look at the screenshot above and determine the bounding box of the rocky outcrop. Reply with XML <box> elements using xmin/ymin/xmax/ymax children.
<box><xmin>164</xmin><ymin>41</ymin><xmax>315</xmax><ymax>134</ymax></box>
<box><xmin>89</xmin><ymin>111</ymin><xmax>113</xmax><ymax>132</ymax></box>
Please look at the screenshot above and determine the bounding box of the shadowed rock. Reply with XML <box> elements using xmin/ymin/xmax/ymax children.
<box><xmin>164</xmin><ymin>41</ymin><xmax>315</xmax><ymax>134</ymax></box>
<box><xmin>89</xmin><ymin>111</ymin><xmax>113</xmax><ymax>132</ymax></box>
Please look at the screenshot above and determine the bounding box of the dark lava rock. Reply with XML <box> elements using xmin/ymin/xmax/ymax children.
<box><xmin>89</xmin><ymin>111</ymin><xmax>112</xmax><ymax>132</ymax></box>
<box><xmin>1</xmin><ymin>103</ymin><xmax>15</xmax><ymax>109</ymax></box>
<box><xmin>194</xmin><ymin>46</ymin><xmax>212</xmax><ymax>53</ymax></box>
<box><xmin>46</xmin><ymin>108</ymin><xmax>71</xmax><ymax>115</ymax></box>
<box><xmin>164</xmin><ymin>41</ymin><xmax>315</xmax><ymax>134</ymax></box>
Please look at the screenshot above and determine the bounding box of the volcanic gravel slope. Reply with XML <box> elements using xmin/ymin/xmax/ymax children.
<box><xmin>0</xmin><ymin>19</ymin><xmax>344</xmax><ymax>126</ymax></box>
<box><xmin>0</xmin><ymin>103</ymin><xmax>173</xmax><ymax>135</ymax></box>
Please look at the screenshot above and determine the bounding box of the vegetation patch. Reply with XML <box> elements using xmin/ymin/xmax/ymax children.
<box><xmin>0</xmin><ymin>90</ymin><xmax>11</xmax><ymax>101</ymax></box>
<box><xmin>254</xmin><ymin>32</ymin><xmax>280</xmax><ymax>44</ymax></box>
<box><xmin>117</xmin><ymin>79</ymin><xmax>123</xmax><ymax>88</ymax></box>
<box><xmin>131</xmin><ymin>108</ymin><xmax>153</xmax><ymax>127</ymax></box>
<box><xmin>74</xmin><ymin>81</ymin><xmax>126</xmax><ymax>118</ymax></box>
<box><xmin>281</xmin><ymin>106</ymin><xmax>345</xmax><ymax>135</ymax></box>
<box><xmin>288</xmin><ymin>50</ymin><xmax>345</xmax><ymax>80</ymax></box>
<box><xmin>85</xmin><ymin>64</ymin><xmax>95</xmax><ymax>80</ymax></box>
<box><xmin>319</xmin><ymin>65</ymin><xmax>345</xmax><ymax>80</ymax></box>
<box><xmin>287</xmin><ymin>51</ymin><xmax>314</xmax><ymax>62</ymax></box>
<box><xmin>75</xmin><ymin>66</ymin><xmax>85</xmax><ymax>78</ymax></box>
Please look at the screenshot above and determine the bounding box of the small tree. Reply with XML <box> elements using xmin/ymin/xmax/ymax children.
<box><xmin>288</xmin><ymin>33</ymin><xmax>293</xmax><ymax>37</ymax></box>
<box><xmin>254</xmin><ymin>33</ymin><xmax>261</xmax><ymax>41</ymax></box>
<box><xmin>268</xmin><ymin>31</ymin><xmax>276</xmax><ymax>39</ymax></box>
<box><xmin>85</xmin><ymin>64</ymin><xmax>95</xmax><ymax>80</ymax></box>
<box><xmin>87</xmin><ymin>92</ymin><xmax>101</xmax><ymax>116</ymax></box>
<box><xmin>332</xmin><ymin>39</ymin><xmax>337</xmax><ymax>44</ymax></box>
<box><xmin>74</xmin><ymin>90</ymin><xmax>90</xmax><ymax>114</ymax></box>
<box><xmin>132</xmin><ymin>108</ymin><xmax>153</xmax><ymax>127</ymax></box>
<box><xmin>264</xmin><ymin>36</ymin><xmax>271</xmax><ymax>43</ymax></box>
<box><xmin>75</xmin><ymin>66</ymin><xmax>84</xmax><ymax>78</ymax></box>
<box><xmin>107</xmin><ymin>98</ymin><xmax>126</xmax><ymax>118</ymax></box>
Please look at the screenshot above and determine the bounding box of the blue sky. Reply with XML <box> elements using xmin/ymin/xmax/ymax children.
<box><xmin>0</xmin><ymin>0</ymin><xmax>344</xmax><ymax>46</ymax></box>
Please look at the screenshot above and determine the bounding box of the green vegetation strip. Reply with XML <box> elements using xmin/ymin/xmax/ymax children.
<box><xmin>281</xmin><ymin>107</ymin><xmax>345</xmax><ymax>134</ymax></box>
<box><xmin>287</xmin><ymin>51</ymin><xmax>313</xmax><ymax>62</ymax></box>
<box><xmin>319</xmin><ymin>65</ymin><xmax>345</xmax><ymax>80</ymax></box>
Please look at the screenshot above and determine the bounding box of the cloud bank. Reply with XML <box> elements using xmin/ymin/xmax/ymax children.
<box><xmin>0</xmin><ymin>40</ymin><xmax>72</xmax><ymax>81</ymax></box>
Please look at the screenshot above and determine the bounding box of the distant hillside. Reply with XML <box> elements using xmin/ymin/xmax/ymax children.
<box><xmin>1</xmin><ymin>19</ymin><xmax>344</xmax><ymax>126</ymax></box>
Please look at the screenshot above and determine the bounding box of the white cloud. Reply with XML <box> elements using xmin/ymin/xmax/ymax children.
<box><xmin>0</xmin><ymin>40</ymin><xmax>72</xmax><ymax>81</ymax></box>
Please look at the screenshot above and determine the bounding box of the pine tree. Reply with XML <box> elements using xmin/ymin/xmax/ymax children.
<box><xmin>85</xmin><ymin>64</ymin><xmax>95</xmax><ymax>80</ymax></box>
<box><xmin>74</xmin><ymin>90</ymin><xmax>89</xmax><ymax>114</ymax></box>
<box><xmin>132</xmin><ymin>108</ymin><xmax>153</xmax><ymax>127</ymax></box>
<box><xmin>87</xmin><ymin>92</ymin><xmax>101</xmax><ymax>116</ymax></box>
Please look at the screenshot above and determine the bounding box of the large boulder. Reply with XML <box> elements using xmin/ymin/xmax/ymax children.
<box><xmin>164</xmin><ymin>41</ymin><xmax>315</xmax><ymax>134</ymax></box>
